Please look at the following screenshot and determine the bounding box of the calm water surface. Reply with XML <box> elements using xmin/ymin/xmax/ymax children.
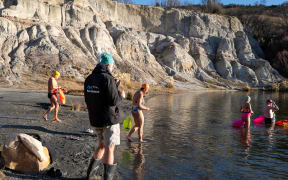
<box><xmin>116</xmin><ymin>91</ymin><xmax>288</xmax><ymax>180</ymax></box>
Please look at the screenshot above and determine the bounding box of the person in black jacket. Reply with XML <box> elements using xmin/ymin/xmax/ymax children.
<box><xmin>84</xmin><ymin>52</ymin><xmax>125</xmax><ymax>180</ymax></box>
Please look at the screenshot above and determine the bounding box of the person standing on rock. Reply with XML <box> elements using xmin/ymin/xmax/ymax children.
<box><xmin>84</xmin><ymin>52</ymin><xmax>125</xmax><ymax>180</ymax></box>
<box><xmin>43</xmin><ymin>71</ymin><xmax>66</xmax><ymax>122</ymax></box>
<box><xmin>127</xmin><ymin>83</ymin><xmax>150</xmax><ymax>142</ymax></box>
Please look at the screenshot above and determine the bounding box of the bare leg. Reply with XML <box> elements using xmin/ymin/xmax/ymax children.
<box><xmin>51</xmin><ymin>96</ymin><xmax>61</xmax><ymax>122</ymax></box>
<box><xmin>94</xmin><ymin>142</ymin><xmax>105</xmax><ymax>160</ymax></box>
<box><xmin>43</xmin><ymin>98</ymin><xmax>55</xmax><ymax>121</ymax></box>
<box><xmin>127</xmin><ymin>112</ymin><xmax>140</xmax><ymax>141</ymax></box>
<box><xmin>243</xmin><ymin>117</ymin><xmax>250</xmax><ymax>128</ymax></box>
<box><xmin>138</xmin><ymin>111</ymin><xmax>144</xmax><ymax>142</ymax></box>
<box><xmin>246</xmin><ymin>116</ymin><xmax>251</xmax><ymax>128</ymax></box>
<box><xmin>87</xmin><ymin>140</ymin><xmax>105</xmax><ymax>178</ymax></box>
<box><xmin>104</xmin><ymin>145</ymin><xmax>115</xmax><ymax>165</ymax></box>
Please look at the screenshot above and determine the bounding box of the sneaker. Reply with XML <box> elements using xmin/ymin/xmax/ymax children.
<box><xmin>86</xmin><ymin>128</ymin><xmax>94</xmax><ymax>134</ymax></box>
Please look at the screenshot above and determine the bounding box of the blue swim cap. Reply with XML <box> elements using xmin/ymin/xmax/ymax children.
<box><xmin>99</xmin><ymin>52</ymin><xmax>114</xmax><ymax>65</ymax></box>
<box><xmin>245</xmin><ymin>96</ymin><xmax>251</xmax><ymax>102</ymax></box>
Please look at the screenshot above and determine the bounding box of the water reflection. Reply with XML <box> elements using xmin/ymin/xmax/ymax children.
<box><xmin>240</xmin><ymin>127</ymin><xmax>252</xmax><ymax>148</ymax></box>
<box><xmin>266</xmin><ymin>122</ymin><xmax>275</xmax><ymax>150</ymax></box>
<box><xmin>129</xmin><ymin>143</ymin><xmax>145</xmax><ymax>180</ymax></box>
<box><xmin>118</xmin><ymin>91</ymin><xmax>288</xmax><ymax>179</ymax></box>
<box><xmin>120</xmin><ymin>142</ymin><xmax>145</xmax><ymax>180</ymax></box>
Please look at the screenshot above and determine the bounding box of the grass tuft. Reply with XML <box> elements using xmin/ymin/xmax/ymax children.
<box><xmin>126</xmin><ymin>91</ymin><xmax>133</xmax><ymax>101</ymax></box>
<box><xmin>71</xmin><ymin>103</ymin><xmax>82</xmax><ymax>112</ymax></box>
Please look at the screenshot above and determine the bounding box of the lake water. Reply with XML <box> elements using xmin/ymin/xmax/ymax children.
<box><xmin>116</xmin><ymin>91</ymin><xmax>288</xmax><ymax>180</ymax></box>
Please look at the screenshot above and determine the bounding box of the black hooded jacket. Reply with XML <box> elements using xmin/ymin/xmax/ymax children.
<box><xmin>84</xmin><ymin>63</ymin><xmax>122</xmax><ymax>127</ymax></box>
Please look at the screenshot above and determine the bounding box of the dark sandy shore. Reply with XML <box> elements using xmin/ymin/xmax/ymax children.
<box><xmin>0</xmin><ymin>88</ymin><xmax>131</xmax><ymax>180</ymax></box>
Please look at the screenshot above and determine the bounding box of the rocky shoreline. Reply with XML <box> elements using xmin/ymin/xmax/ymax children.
<box><xmin>0</xmin><ymin>88</ymin><xmax>132</xmax><ymax>179</ymax></box>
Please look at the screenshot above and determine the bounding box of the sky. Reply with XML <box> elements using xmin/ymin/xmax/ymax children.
<box><xmin>133</xmin><ymin>0</ymin><xmax>288</xmax><ymax>6</ymax></box>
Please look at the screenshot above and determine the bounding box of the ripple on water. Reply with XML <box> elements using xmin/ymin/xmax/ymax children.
<box><xmin>118</xmin><ymin>92</ymin><xmax>288</xmax><ymax>180</ymax></box>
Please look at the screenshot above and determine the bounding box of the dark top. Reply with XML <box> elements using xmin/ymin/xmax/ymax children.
<box><xmin>84</xmin><ymin>63</ymin><xmax>122</xmax><ymax>127</ymax></box>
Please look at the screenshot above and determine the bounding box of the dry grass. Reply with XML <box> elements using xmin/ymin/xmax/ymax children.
<box><xmin>126</xmin><ymin>91</ymin><xmax>133</xmax><ymax>101</ymax></box>
<box><xmin>267</xmin><ymin>80</ymin><xmax>288</xmax><ymax>91</ymax></box>
<box><xmin>71</xmin><ymin>103</ymin><xmax>81</xmax><ymax>112</ymax></box>
<box><xmin>165</xmin><ymin>77</ymin><xmax>175</xmax><ymax>89</ymax></box>
<box><xmin>0</xmin><ymin>171</ymin><xmax>5</xmax><ymax>179</ymax></box>
<box><xmin>242</xmin><ymin>83</ymin><xmax>251</xmax><ymax>91</ymax></box>
<box><xmin>202</xmin><ymin>73</ymin><xmax>253</xmax><ymax>91</ymax></box>
<box><xmin>165</xmin><ymin>82</ymin><xmax>174</xmax><ymax>88</ymax></box>
<box><xmin>279</xmin><ymin>80</ymin><xmax>288</xmax><ymax>91</ymax></box>
<box><xmin>69</xmin><ymin>102</ymin><xmax>86</xmax><ymax>112</ymax></box>
<box><xmin>2</xmin><ymin>73</ymin><xmax>177</xmax><ymax>98</ymax></box>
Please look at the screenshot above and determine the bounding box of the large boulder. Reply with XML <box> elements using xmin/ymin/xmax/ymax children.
<box><xmin>2</xmin><ymin>134</ymin><xmax>50</xmax><ymax>173</ymax></box>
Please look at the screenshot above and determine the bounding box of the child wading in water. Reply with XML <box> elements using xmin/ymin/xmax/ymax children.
<box><xmin>264</xmin><ymin>99</ymin><xmax>279</xmax><ymax>125</ymax></box>
<box><xmin>240</xmin><ymin>96</ymin><xmax>254</xmax><ymax>128</ymax></box>
<box><xmin>127</xmin><ymin>83</ymin><xmax>150</xmax><ymax>142</ymax></box>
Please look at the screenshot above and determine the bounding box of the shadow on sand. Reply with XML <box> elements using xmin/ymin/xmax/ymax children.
<box><xmin>4</xmin><ymin>170</ymin><xmax>86</xmax><ymax>180</ymax></box>
<box><xmin>1</xmin><ymin>125</ymin><xmax>94</xmax><ymax>137</ymax></box>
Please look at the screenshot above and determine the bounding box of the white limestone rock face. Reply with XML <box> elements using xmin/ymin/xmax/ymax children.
<box><xmin>190</xmin><ymin>38</ymin><xmax>216</xmax><ymax>73</ymax></box>
<box><xmin>231</xmin><ymin>61</ymin><xmax>258</xmax><ymax>86</ymax></box>
<box><xmin>0</xmin><ymin>0</ymin><xmax>283</xmax><ymax>88</ymax></box>
<box><xmin>115</xmin><ymin>32</ymin><xmax>167</xmax><ymax>84</ymax></box>
<box><xmin>215</xmin><ymin>60</ymin><xmax>233</xmax><ymax>80</ymax></box>
<box><xmin>216</xmin><ymin>38</ymin><xmax>237</xmax><ymax>62</ymax></box>
<box><xmin>156</xmin><ymin>42</ymin><xmax>198</xmax><ymax>75</ymax></box>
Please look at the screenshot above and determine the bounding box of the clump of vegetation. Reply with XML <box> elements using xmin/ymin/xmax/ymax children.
<box><xmin>242</xmin><ymin>83</ymin><xmax>251</xmax><ymax>91</ymax></box>
<box><xmin>126</xmin><ymin>91</ymin><xmax>133</xmax><ymax>101</ymax></box>
<box><xmin>165</xmin><ymin>82</ymin><xmax>174</xmax><ymax>88</ymax></box>
<box><xmin>268</xmin><ymin>80</ymin><xmax>288</xmax><ymax>91</ymax></box>
<box><xmin>223</xmin><ymin>3</ymin><xmax>288</xmax><ymax>78</ymax></box>
<box><xmin>161</xmin><ymin>1</ymin><xmax>288</xmax><ymax>78</ymax></box>
<box><xmin>164</xmin><ymin>76</ymin><xmax>175</xmax><ymax>89</ymax></box>
<box><xmin>0</xmin><ymin>171</ymin><xmax>5</xmax><ymax>179</ymax></box>
<box><xmin>70</xmin><ymin>102</ymin><xmax>86</xmax><ymax>112</ymax></box>
<box><xmin>279</xmin><ymin>80</ymin><xmax>288</xmax><ymax>91</ymax></box>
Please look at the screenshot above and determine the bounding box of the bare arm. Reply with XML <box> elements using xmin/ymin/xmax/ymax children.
<box><xmin>248</xmin><ymin>103</ymin><xmax>254</xmax><ymax>113</ymax></box>
<box><xmin>272</xmin><ymin>102</ymin><xmax>279</xmax><ymax>112</ymax></box>
<box><xmin>137</xmin><ymin>92</ymin><xmax>149</xmax><ymax>110</ymax></box>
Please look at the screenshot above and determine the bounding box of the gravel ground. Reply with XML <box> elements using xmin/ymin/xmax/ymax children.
<box><xmin>0</xmin><ymin>88</ymin><xmax>131</xmax><ymax>180</ymax></box>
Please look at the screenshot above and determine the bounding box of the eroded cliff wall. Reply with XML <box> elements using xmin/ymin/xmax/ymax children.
<box><xmin>0</xmin><ymin>0</ymin><xmax>282</xmax><ymax>88</ymax></box>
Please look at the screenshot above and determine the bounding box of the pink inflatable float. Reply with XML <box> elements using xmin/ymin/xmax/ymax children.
<box><xmin>253</xmin><ymin>115</ymin><xmax>265</xmax><ymax>124</ymax></box>
<box><xmin>232</xmin><ymin>120</ymin><xmax>245</xmax><ymax>127</ymax></box>
<box><xmin>233</xmin><ymin>115</ymin><xmax>266</xmax><ymax>127</ymax></box>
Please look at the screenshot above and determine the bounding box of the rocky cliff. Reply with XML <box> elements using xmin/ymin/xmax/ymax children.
<box><xmin>0</xmin><ymin>0</ymin><xmax>282</xmax><ymax>89</ymax></box>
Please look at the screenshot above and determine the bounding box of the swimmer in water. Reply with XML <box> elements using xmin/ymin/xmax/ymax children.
<box><xmin>264</xmin><ymin>99</ymin><xmax>279</xmax><ymax>125</ymax></box>
<box><xmin>240</xmin><ymin>96</ymin><xmax>254</xmax><ymax>128</ymax></box>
